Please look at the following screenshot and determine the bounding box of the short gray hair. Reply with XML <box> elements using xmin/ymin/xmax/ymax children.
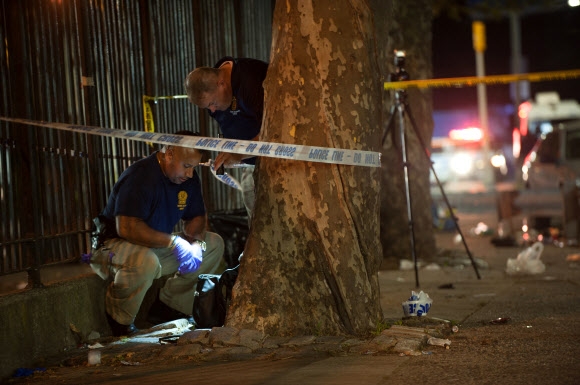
<box><xmin>184</xmin><ymin>67</ymin><xmax>220</xmax><ymax>106</ymax></box>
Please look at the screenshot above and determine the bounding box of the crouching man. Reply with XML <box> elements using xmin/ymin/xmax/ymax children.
<box><xmin>89</xmin><ymin>131</ymin><xmax>225</xmax><ymax>336</ymax></box>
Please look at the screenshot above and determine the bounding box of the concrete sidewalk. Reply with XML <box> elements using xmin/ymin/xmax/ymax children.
<box><xmin>3</xmin><ymin>197</ymin><xmax>580</xmax><ymax>384</ymax></box>
<box><xmin>7</xmin><ymin>227</ymin><xmax>580</xmax><ymax>384</ymax></box>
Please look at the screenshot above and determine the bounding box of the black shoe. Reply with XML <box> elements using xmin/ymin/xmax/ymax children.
<box><xmin>148</xmin><ymin>298</ymin><xmax>194</xmax><ymax>326</ymax></box>
<box><xmin>106</xmin><ymin>313</ymin><xmax>139</xmax><ymax>337</ymax></box>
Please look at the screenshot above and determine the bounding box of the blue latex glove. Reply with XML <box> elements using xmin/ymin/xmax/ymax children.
<box><xmin>171</xmin><ymin>236</ymin><xmax>203</xmax><ymax>274</ymax></box>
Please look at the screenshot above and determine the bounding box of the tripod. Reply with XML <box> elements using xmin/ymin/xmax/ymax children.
<box><xmin>382</xmin><ymin>51</ymin><xmax>481</xmax><ymax>288</ymax></box>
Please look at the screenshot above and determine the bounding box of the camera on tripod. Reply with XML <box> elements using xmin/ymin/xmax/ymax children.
<box><xmin>388</xmin><ymin>50</ymin><xmax>410</xmax><ymax>83</ymax></box>
<box><xmin>387</xmin><ymin>50</ymin><xmax>410</xmax><ymax>101</ymax></box>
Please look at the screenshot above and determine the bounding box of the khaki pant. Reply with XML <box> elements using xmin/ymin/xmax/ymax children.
<box><xmin>241</xmin><ymin>165</ymin><xmax>255</xmax><ymax>223</ymax></box>
<box><xmin>90</xmin><ymin>232</ymin><xmax>225</xmax><ymax>325</ymax></box>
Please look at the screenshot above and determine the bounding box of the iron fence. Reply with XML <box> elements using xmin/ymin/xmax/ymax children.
<box><xmin>0</xmin><ymin>0</ymin><xmax>273</xmax><ymax>284</ymax></box>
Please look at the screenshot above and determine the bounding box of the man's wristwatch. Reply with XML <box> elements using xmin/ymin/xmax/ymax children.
<box><xmin>193</xmin><ymin>239</ymin><xmax>207</xmax><ymax>252</ymax></box>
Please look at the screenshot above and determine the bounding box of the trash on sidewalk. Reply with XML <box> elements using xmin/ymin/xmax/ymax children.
<box><xmin>399</xmin><ymin>350</ymin><xmax>422</xmax><ymax>356</ymax></box>
<box><xmin>399</xmin><ymin>259</ymin><xmax>424</xmax><ymax>270</ymax></box>
<box><xmin>87</xmin><ymin>349</ymin><xmax>101</xmax><ymax>366</ymax></box>
<box><xmin>566</xmin><ymin>253</ymin><xmax>580</xmax><ymax>262</ymax></box>
<box><xmin>399</xmin><ymin>259</ymin><xmax>414</xmax><ymax>270</ymax></box>
<box><xmin>402</xmin><ymin>291</ymin><xmax>432</xmax><ymax>317</ymax></box>
<box><xmin>505</xmin><ymin>241</ymin><xmax>546</xmax><ymax>275</ymax></box>
<box><xmin>424</xmin><ymin>263</ymin><xmax>441</xmax><ymax>271</ymax></box>
<box><xmin>470</xmin><ymin>222</ymin><xmax>493</xmax><ymax>236</ymax></box>
<box><xmin>121</xmin><ymin>361</ymin><xmax>142</xmax><ymax>366</ymax></box>
<box><xmin>427</xmin><ymin>337</ymin><xmax>451</xmax><ymax>349</ymax></box>
<box><xmin>490</xmin><ymin>317</ymin><xmax>511</xmax><ymax>325</ymax></box>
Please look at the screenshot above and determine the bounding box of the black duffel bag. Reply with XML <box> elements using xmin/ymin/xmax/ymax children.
<box><xmin>192</xmin><ymin>265</ymin><xmax>239</xmax><ymax>329</ymax></box>
<box><xmin>91</xmin><ymin>215</ymin><xmax>118</xmax><ymax>250</ymax></box>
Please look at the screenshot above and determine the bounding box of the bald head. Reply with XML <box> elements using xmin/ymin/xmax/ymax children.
<box><xmin>157</xmin><ymin>131</ymin><xmax>208</xmax><ymax>184</ymax></box>
<box><xmin>160</xmin><ymin>145</ymin><xmax>202</xmax><ymax>185</ymax></box>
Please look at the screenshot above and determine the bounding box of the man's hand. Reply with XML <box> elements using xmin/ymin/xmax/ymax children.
<box><xmin>171</xmin><ymin>236</ymin><xmax>203</xmax><ymax>274</ymax></box>
<box><xmin>213</xmin><ymin>152</ymin><xmax>246</xmax><ymax>171</ymax></box>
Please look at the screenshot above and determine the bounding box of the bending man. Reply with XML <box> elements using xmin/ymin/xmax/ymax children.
<box><xmin>184</xmin><ymin>56</ymin><xmax>268</xmax><ymax>222</ymax></box>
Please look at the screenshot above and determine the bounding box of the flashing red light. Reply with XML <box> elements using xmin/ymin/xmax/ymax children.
<box><xmin>518</xmin><ymin>101</ymin><xmax>531</xmax><ymax>136</ymax></box>
<box><xmin>518</xmin><ymin>101</ymin><xmax>531</xmax><ymax>119</ymax></box>
<box><xmin>449</xmin><ymin>127</ymin><xmax>483</xmax><ymax>142</ymax></box>
<box><xmin>512</xmin><ymin>128</ymin><xmax>521</xmax><ymax>158</ymax></box>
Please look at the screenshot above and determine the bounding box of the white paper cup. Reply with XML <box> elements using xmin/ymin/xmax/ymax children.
<box><xmin>402</xmin><ymin>298</ymin><xmax>433</xmax><ymax>317</ymax></box>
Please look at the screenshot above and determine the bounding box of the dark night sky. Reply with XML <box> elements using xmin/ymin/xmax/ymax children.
<box><xmin>431</xmin><ymin>5</ymin><xmax>580</xmax><ymax>111</ymax></box>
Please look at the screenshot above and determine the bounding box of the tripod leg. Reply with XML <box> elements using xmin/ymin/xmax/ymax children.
<box><xmin>381</xmin><ymin>104</ymin><xmax>397</xmax><ymax>146</ymax></box>
<box><xmin>396</xmin><ymin>103</ymin><xmax>420</xmax><ymax>288</ymax></box>
<box><xmin>405</xmin><ymin>104</ymin><xmax>481</xmax><ymax>279</ymax></box>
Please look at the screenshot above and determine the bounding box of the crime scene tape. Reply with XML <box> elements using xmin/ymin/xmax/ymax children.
<box><xmin>142</xmin><ymin>95</ymin><xmax>189</xmax><ymax>133</ymax></box>
<box><xmin>200</xmin><ymin>160</ymin><xmax>244</xmax><ymax>190</ymax></box>
<box><xmin>142</xmin><ymin>95</ymin><xmax>189</xmax><ymax>145</ymax></box>
<box><xmin>384</xmin><ymin>69</ymin><xmax>580</xmax><ymax>90</ymax></box>
<box><xmin>142</xmin><ymin>96</ymin><xmax>155</xmax><ymax>147</ymax></box>
<box><xmin>209</xmin><ymin>167</ymin><xmax>242</xmax><ymax>190</ymax></box>
<box><xmin>0</xmin><ymin>117</ymin><xmax>381</xmax><ymax>168</ymax></box>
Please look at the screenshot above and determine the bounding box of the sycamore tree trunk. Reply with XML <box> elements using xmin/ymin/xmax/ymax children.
<box><xmin>227</xmin><ymin>0</ymin><xmax>383</xmax><ymax>337</ymax></box>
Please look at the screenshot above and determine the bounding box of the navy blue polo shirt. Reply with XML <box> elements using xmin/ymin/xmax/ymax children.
<box><xmin>209</xmin><ymin>56</ymin><xmax>268</xmax><ymax>164</ymax></box>
<box><xmin>101</xmin><ymin>153</ymin><xmax>205</xmax><ymax>234</ymax></box>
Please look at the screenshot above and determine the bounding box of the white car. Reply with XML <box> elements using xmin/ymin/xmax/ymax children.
<box><xmin>430</xmin><ymin>127</ymin><xmax>508</xmax><ymax>190</ymax></box>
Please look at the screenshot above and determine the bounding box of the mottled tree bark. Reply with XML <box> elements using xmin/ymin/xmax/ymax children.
<box><xmin>227</xmin><ymin>0</ymin><xmax>384</xmax><ymax>337</ymax></box>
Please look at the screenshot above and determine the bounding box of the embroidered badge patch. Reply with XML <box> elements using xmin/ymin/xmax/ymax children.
<box><xmin>230</xmin><ymin>96</ymin><xmax>240</xmax><ymax>116</ymax></box>
<box><xmin>177</xmin><ymin>191</ymin><xmax>188</xmax><ymax>210</ymax></box>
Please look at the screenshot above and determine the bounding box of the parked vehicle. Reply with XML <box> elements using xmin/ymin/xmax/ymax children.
<box><xmin>430</xmin><ymin>126</ymin><xmax>509</xmax><ymax>188</ymax></box>
<box><xmin>514</xmin><ymin>91</ymin><xmax>580</xmax><ymax>164</ymax></box>
<box><xmin>521</xmin><ymin>120</ymin><xmax>580</xmax><ymax>191</ymax></box>
<box><xmin>512</xmin><ymin>119</ymin><xmax>580</xmax><ymax>242</ymax></box>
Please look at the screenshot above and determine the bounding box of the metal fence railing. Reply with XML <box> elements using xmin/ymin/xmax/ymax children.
<box><xmin>0</xmin><ymin>0</ymin><xmax>273</xmax><ymax>286</ymax></box>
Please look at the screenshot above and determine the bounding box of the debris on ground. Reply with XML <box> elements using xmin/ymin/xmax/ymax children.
<box><xmin>489</xmin><ymin>317</ymin><xmax>511</xmax><ymax>325</ymax></box>
<box><xmin>402</xmin><ymin>291</ymin><xmax>432</xmax><ymax>317</ymax></box>
<box><xmin>506</xmin><ymin>242</ymin><xmax>546</xmax><ymax>275</ymax></box>
<box><xmin>470</xmin><ymin>222</ymin><xmax>493</xmax><ymax>236</ymax></box>
<box><xmin>427</xmin><ymin>337</ymin><xmax>451</xmax><ymax>349</ymax></box>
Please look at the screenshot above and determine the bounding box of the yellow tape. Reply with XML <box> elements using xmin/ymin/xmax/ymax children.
<box><xmin>142</xmin><ymin>96</ymin><xmax>155</xmax><ymax>147</ymax></box>
<box><xmin>384</xmin><ymin>69</ymin><xmax>580</xmax><ymax>90</ymax></box>
<box><xmin>142</xmin><ymin>95</ymin><xmax>189</xmax><ymax>147</ymax></box>
<box><xmin>142</xmin><ymin>95</ymin><xmax>188</xmax><ymax>133</ymax></box>
<box><xmin>143</xmin><ymin>97</ymin><xmax>155</xmax><ymax>133</ymax></box>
